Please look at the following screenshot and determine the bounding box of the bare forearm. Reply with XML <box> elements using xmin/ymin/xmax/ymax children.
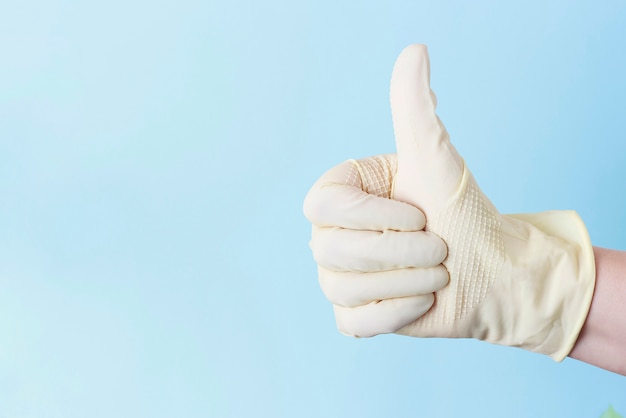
<box><xmin>569</xmin><ymin>247</ymin><xmax>626</xmax><ymax>375</ymax></box>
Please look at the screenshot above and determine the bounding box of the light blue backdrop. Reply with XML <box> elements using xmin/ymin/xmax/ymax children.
<box><xmin>1</xmin><ymin>0</ymin><xmax>625</xmax><ymax>417</ymax></box>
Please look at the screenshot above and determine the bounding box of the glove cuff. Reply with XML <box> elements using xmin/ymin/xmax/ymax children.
<box><xmin>505</xmin><ymin>211</ymin><xmax>596</xmax><ymax>361</ymax></box>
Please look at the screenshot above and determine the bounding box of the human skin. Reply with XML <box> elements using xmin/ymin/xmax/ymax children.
<box><xmin>569</xmin><ymin>247</ymin><xmax>626</xmax><ymax>375</ymax></box>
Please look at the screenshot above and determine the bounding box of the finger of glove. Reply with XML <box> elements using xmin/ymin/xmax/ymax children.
<box><xmin>311</xmin><ymin>226</ymin><xmax>447</xmax><ymax>272</ymax></box>
<box><xmin>304</xmin><ymin>158</ymin><xmax>425</xmax><ymax>231</ymax></box>
<box><xmin>334</xmin><ymin>294</ymin><xmax>434</xmax><ymax>337</ymax></box>
<box><xmin>319</xmin><ymin>265</ymin><xmax>449</xmax><ymax>307</ymax></box>
<box><xmin>390</xmin><ymin>44</ymin><xmax>464</xmax><ymax>213</ymax></box>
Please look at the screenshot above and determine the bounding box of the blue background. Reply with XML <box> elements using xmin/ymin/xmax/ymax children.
<box><xmin>1</xmin><ymin>0</ymin><xmax>625</xmax><ymax>416</ymax></box>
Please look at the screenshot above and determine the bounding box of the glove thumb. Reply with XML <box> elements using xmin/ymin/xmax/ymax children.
<box><xmin>391</xmin><ymin>44</ymin><xmax>464</xmax><ymax>215</ymax></box>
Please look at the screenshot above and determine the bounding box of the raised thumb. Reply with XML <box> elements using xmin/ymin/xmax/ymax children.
<box><xmin>390</xmin><ymin>44</ymin><xmax>464</xmax><ymax>215</ymax></box>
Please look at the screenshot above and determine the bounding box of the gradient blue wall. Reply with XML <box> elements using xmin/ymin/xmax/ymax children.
<box><xmin>1</xmin><ymin>0</ymin><xmax>625</xmax><ymax>416</ymax></box>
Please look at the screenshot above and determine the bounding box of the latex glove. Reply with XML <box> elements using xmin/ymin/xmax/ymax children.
<box><xmin>304</xmin><ymin>154</ymin><xmax>450</xmax><ymax>335</ymax></box>
<box><xmin>306</xmin><ymin>44</ymin><xmax>596</xmax><ymax>361</ymax></box>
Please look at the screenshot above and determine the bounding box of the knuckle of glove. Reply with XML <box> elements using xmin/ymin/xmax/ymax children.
<box><xmin>310</xmin><ymin>227</ymin><xmax>344</xmax><ymax>271</ymax></box>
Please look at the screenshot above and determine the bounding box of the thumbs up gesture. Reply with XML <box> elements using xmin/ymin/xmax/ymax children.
<box><xmin>304</xmin><ymin>45</ymin><xmax>596</xmax><ymax>361</ymax></box>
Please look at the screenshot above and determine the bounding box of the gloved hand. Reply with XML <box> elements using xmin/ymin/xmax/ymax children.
<box><xmin>304</xmin><ymin>44</ymin><xmax>596</xmax><ymax>361</ymax></box>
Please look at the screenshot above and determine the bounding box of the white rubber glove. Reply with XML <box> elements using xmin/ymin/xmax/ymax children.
<box><xmin>305</xmin><ymin>44</ymin><xmax>596</xmax><ymax>361</ymax></box>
